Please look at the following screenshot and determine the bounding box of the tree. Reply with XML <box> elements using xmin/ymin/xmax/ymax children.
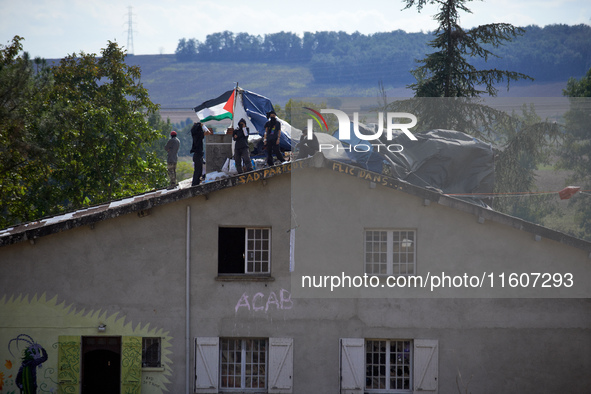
<box><xmin>0</xmin><ymin>36</ymin><xmax>54</xmax><ymax>226</ymax></box>
<box><xmin>558</xmin><ymin>67</ymin><xmax>591</xmax><ymax>239</ymax></box>
<box><xmin>391</xmin><ymin>0</ymin><xmax>561</xmax><ymax>219</ymax></box>
<box><xmin>0</xmin><ymin>39</ymin><xmax>167</xmax><ymax>229</ymax></box>
<box><xmin>175</xmin><ymin>38</ymin><xmax>199</xmax><ymax>61</ymax></box>
<box><xmin>493</xmin><ymin>105</ymin><xmax>558</xmax><ymax>222</ymax></box>
<box><xmin>46</xmin><ymin>41</ymin><xmax>167</xmax><ymax>205</ymax></box>
<box><xmin>403</xmin><ymin>0</ymin><xmax>531</xmax><ymax>98</ymax></box>
<box><xmin>148</xmin><ymin>112</ymin><xmax>174</xmax><ymax>160</ymax></box>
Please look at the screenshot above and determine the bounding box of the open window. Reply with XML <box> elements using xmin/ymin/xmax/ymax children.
<box><xmin>218</xmin><ymin>227</ymin><xmax>271</xmax><ymax>275</ymax></box>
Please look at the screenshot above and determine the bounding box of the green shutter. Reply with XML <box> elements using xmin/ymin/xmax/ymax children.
<box><xmin>121</xmin><ymin>336</ymin><xmax>142</xmax><ymax>394</ymax></box>
<box><xmin>57</xmin><ymin>335</ymin><xmax>81</xmax><ymax>394</ymax></box>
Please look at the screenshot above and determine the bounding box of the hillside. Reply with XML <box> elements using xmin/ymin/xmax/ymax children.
<box><xmin>125</xmin><ymin>55</ymin><xmax>586</xmax><ymax>242</ymax></box>
<box><xmin>125</xmin><ymin>54</ymin><xmax>570</xmax><ymax>124</ymax></box>
<box><xmin>126</xmin><ymin>54</ymin><xmax>415</xmax><ymax>123</ymax></box>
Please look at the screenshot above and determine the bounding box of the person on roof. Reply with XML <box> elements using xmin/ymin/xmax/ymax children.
<box><xmin>264</xmin><ymin>110</ymin><xmax>285</xmax><ymax>166</ymax></box>
<box><xmin>190</xmin><ymin>122</ymin><xmax>209</xmax><ymax>186</ymax></box>
<box><xmin>164</xmin><ymin>130</ymin><xmax>180</xmax><ymax>189</ymax></box>
<box><xmin>233</xmin><ymin>118</ymin><xmax>254</xmax><ymax>174</ymax></box>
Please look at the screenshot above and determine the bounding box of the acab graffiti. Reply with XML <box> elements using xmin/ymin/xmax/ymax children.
<box><xmin>235</xmin><ymin>289</ymin><xmax>293</xmax><ymax>313</ymax></box>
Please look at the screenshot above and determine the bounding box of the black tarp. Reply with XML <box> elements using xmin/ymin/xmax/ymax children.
<box><xmin>384</xmin><ymin>128</ymin><xmax>494</xmax><ymax>195</ymax></box>
<box><xmin>296</xmin><ymin>125</ymin><xmax>495</xmax><ymax>199</ymax></box>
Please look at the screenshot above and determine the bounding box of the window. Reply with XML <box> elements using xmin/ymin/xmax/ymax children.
<box><xmin>220</xmin><ymin>338</ymin><xmax>267</xmax><ymax>390</ymax></box>
<box><xmin>365</xmin><ymin>340</ymin><xmax>412</xmax><ymax>392</ymax></box>
<box><xmin>340</xmin><ymin>338</ymin><xmax>438</xmax><ymax>394</ymax></box>
<box><xmin>365</xmin><ymin>230</ymin><xmax>416</xmax><ymax>275</ymax></box>
<box><xmin>218</xmin><ymin>227</ymin><xmax>271</xmax><ymax>275</ymax></box>
<box><xmin>195</xmin><ymin>337</ymin><xmax>293</xmax><ymax>393</ymax></box>
<box><xmin>142</xmin><ymin>337</ymin><xmax>161</xmax><ymax>368</ymax></box>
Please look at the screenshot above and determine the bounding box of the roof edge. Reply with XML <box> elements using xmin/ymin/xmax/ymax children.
<box><xmin>0</xmin><ymin>159</ymin><xmax>312</xmax><ymax>248</ymax></box>
<box><xmin>318</xmin><ymin>154</ymin><xmax>591</xmax><ymax>255</ymax></box>
<box><xmin>2</xmin><ymin>153</ymin><xmax>590</xmax><ymax>255</ymax></box>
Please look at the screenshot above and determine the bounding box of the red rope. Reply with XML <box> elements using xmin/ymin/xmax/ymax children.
<box><xmin>446</xmin><ymin>187</ymin><xmax>590</xmax><ymax>199</ymax></box>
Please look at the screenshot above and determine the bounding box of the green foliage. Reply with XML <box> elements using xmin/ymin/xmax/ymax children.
<box><xmin>176</xmin><ymin>160</ymin><xmax>194</xmax><ymax>182</ymax></box>
<box><xmin>44</xmin><ymin>41</ymin><xmax>167</xmax><ymax>205</ymax></box>
<box><xmin>0</xmin><ymin>36</ymin><xmax>54</xmax><ymax>225</ymax></box>
<box><xmin>148</xmin><ymin>112</ymin><xmax>174</xmax><ymax>161</ymax></box>
<box><xmin>176</xmin><ymin>119</ymin><xmax>198</xmax><ymax>157</ymax></box>
<box><xmin>478</xmin><ymin>24</ymin><xmax>591</xmax><ymax>82</ymax></box>
<box><xmin>397</xmin><ymin>0</ymin><xmax>562</xmax><ymax>228</ymax></box>
<box><xmin>0</xmin><ymin>39</ymin><xmax>168</xmax><ymax>229</ymax></box>
<box><xmin>403</xmin><ymin>0</ymin><xmax>532</xmax><ymax>97</ymax></box>
<box><xmin>557</xmin><ymin>67</ymin><xmax>591</xmax><ymax>240</ymax></box>
<box><xmin>174</xmin><ymin>25</ymin><xmax>591</xmax><ymax>86</ymax></box>
<box><xmin>492</xmin><ymin>105</ymin><xmax>560</xmax><ymax>220</ymax></box>
<box><xmin>563</xmin><ymin>67</ymin><xmax>591</xmax><ymax>99</ymax></box>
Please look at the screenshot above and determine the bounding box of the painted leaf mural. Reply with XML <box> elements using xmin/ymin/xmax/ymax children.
<box><xmin>0</xmin><ymin>293</ymin><xmax>172</xmax><ymax>394</ymax></box>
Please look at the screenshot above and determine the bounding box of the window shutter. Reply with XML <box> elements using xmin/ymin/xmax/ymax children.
<box><xmin>121</xmin><ymin>336</ymin><xmax>142</xmax><ymax>394</ymax></box>
<box><xmin>414</xmin><ymin>339</ymin><xmax>438</xmax><ymax>393</ymax></box>
<box><xmin>340</xmin><ymin>338</ymin><xmax>364</xmax><ymax>394</ymax></box>
<box><xmin>195</xmin><ymin>337</ymin><xmax>219</xmax><ymax>393</ymax></box>
<box><xmin>57</xmin><ymin>335</ymin><xmax>81</xmax><ymax>393</ymax></box>
<box><xmin>268</xmin><ymin>337</ymin><xmax>293</xmax><ymax>393</ymax></box>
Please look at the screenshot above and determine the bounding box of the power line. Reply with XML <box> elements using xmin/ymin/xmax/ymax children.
<box><xmin>126</xmin><ymin>6</ymin><xmax>135</xmax><ymax>55</ymax></box>
<box><xmin>446</xmin><ymin>187</ymin><xmax>590</xmax><ymax>200</ymax></box>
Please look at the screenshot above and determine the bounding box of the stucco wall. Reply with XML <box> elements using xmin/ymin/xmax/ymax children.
<box><xmin>1</xmin><ymin>164</ymin><xmax>590</xmax><ymax>393</ymax></box>
<box><xmin>291</xmin><ymin>162</ymin><xmax>591</xmax><ymax>298</ymax></box>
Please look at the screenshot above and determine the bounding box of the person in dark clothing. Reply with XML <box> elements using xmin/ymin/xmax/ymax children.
<box><xmin>190</xmin><ymin>122</ymin><xmax>206</xmax><ymax>186</ymax></box>
<box><xmin>164</xmin><ymin>130</ymin><xmax>180</xmax><ymax>189</ymax></box>
<box><xmin>296</xmin><ymin>131</ymin><xmax>319</xmax><ymax>159</ymax></box>
<box><xmin>264</xmin><ymin>110</ymin><xmax>284</xmax><ymax>166</ymax></box>
<box><xmin>233</xmin><ymin>118</ymin><xmax>253</xmax><ymax>173</ymax></box>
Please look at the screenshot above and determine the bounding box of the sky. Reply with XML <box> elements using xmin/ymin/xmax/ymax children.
<box><xmin>1</xmin><ymin>0</ymin><xmax>590</xmax><ymax>59</ymax></box>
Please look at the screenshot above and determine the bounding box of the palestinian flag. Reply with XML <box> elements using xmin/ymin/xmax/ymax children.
<box><xmin>194</xmin><ymin>89</ymin><xmax>235</xmax><ymax>122</ymax></box>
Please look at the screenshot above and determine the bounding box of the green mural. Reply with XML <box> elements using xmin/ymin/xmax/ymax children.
<box><xmin>121</xmin><ymin>337</ymin><xmax>142</xmax><ymax>394</ymax></box>
<box><xmin>57</xmin><ymin>336</ymin><xmax>80</xmax><ymax>394</ymax></box>
<box><xmin>0</xmin><ymin>293</ymin><xmax>172</xmax><ymax>394</ymax></box>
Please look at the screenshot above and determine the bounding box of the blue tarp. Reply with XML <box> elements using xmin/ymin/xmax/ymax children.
<box><xmin>241</xmin><ymin>90</ymin><xmax>294</xmax><ymax>150</ymax></box>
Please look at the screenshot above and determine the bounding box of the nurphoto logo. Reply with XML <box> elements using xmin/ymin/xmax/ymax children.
<box><xmin>305</xmin><ymin>108</ymin><xmax>418</xmax><ymax>153</ymax></box>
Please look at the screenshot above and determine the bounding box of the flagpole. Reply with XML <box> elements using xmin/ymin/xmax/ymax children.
<box><xmin>232</xmin><ymin>82</ymin><xmax>239</xmax><ymax>128</ymax></box>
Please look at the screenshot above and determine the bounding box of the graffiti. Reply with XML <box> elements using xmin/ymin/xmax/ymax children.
<box><xmin>39</xmin><ymin>367</ymin><xmax>57</xmax><ymax>393</ymax></box>
<box><xmin>236</xmin><ymin>160</ymin><xmax>309</xmax><ymax>185</ymax></box>
<box><xmin>235</xmin><ymin>289</ymin><xmax>293</xmax><ymax>313</ymax></box>
<box><xmin>121</xmin><ymin>337</ymin><xmax>142</xmax><ymax>394</ymax></box>
<box><xmin>0</xmin><ymin>293</ymin><xmax>173</xmax><ymax>394</ymax></box>
<box><xmin>330</xmin><ymin>161</ymin><xmax>407</xmax><ymax>191</ymax></box>
<box><xmin>143</xmin><ymin>375</ymin><xmax>163</xmax><ymax>389</ymax></box>
<box><xmin>8</xmin><ymin>334</ymin><xmax>48</xmax><ymax>394</ymax></box>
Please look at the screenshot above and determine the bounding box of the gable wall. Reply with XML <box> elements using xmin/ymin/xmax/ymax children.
<box><xmin>1</xmin><ymin>165</ymin><xmax>590</xmax><ymax>393</ymax></box>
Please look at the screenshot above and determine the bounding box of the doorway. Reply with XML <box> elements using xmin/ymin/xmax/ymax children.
<box><xmin>81</xmin><ymin>336</ymin><xmax>121</xmax><ymax>394</ymax></box>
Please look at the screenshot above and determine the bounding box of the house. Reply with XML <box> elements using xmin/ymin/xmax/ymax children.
<box><xmin>1</xmin><ymin>153</ymin><xmax>590</xmax><ymax>394</ymax></box>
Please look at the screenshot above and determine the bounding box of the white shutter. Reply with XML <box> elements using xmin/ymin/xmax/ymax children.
<box><xmin>340</xmin><ymin>338</ymin><xmax>364</xmax><ymax>394</ymax></box>
<box><xmin>195</xmin><ymin>337</ymin><xmax>219</xmax><ymax>393</ymax></box>
<box><xmin>268</xmin><ymin>337</ymin><xmax>293</xmax><ymax>393</ymax></box>
<box><xmin>414</xmin><ymin>339</ymin><xmax>438</xmax><ymax>393</ymax></box>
